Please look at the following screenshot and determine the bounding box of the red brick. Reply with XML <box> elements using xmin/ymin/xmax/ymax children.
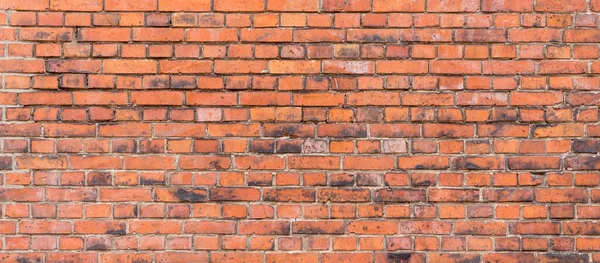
<box><xmin>268</xmin><ymin>0</ymin><xmax>319</xmax><ymax>11</ymax></box>
<box><xmin>377</xmin><ymin>61</ymin><xmax>428</xmax><ymax>74</ymax></box>
<box><xmin>50</xmin><ymin>0</ymin><xmax>102</xmax><ymax>11</ymax></box>
<box><xmin>131</xmin><ymin>91</ymin><xmax>183</xmax><ymax>106</ymax></box>
<box><xmin>238</xmin><ymin>221</ymin><xmax>290</xmax><ymax>235</ymax></box>
<box><xmin>158</xmin><ymin>0</ymin><xmax>210</xmax><ymax>11</ymax></box>
<box><xmin>269</xmin><ymin>60</ymin><xmax>321</xmax><ymax>74</ymax></box>
<box><xmin>373</xmin><ymin>0</ymin><xmax>425</xmax><ymax>12</ymax></box>
<box><xmin>20</xmin><ymin>28</ymin><xmax>72</xmax><ymax>41</ymax></box>
<box><xmin>347</xmin><ymin>29</ymin><xmax>400</xmax><ymax>42</ymax></box>
<box><xmin>431</xmin><ymin>60</ymin><xmax>481</xmax><ymax>74</ymax></box>
<box><xmin>215</xmin><ymin>0</ymin><xmax>264</xmax><ymax>11</ymax></box>
<box><xmin>77</xmin><ymin>28</ymin><xmax>130</xmax><ymax>42</ymax></box>
<box><xmin>536</xmin><ymin>0</ymin><xmax>586</xmax><ymax>11</ymax></box>
<box><xmin>347</xmin><ymin>221</ymin><xmax>398</xmax><ymax>234</ymax></box>
<box><xmin>509</xmin><ymin>29</ymin><xmax>562</xmax><ymax>42</ymax></box>
<box><xmin>482</xmin><ymin>0</ymin><xmax>533</xmax><ymax>11</ymax></box>
<box><xmin>105</xmin><ymin>0</ymin><xmax>156</xmax><ymax>11</ymax></box>
<box><xmin>159</xmin><ymin>60</ymin><xmax>212</xmax><ymax>74</ymax></box>
<box><xmin>0</xmin><ymin>59</ymin><xmax>45</xmax><ymax>73</ymax></box>
<box><xmin>104</xmin><ymin>60</ymin><xmax>157</xmax><ymax>74</ymax></box>
<box><xmin>186</xmin><ymin>29</ymin><xmax>238</xmax><ymax>42</ymax></box>
<box><xmin>294</xmin><ymin>29</ymin><xmax>345</xmax><ymax>42</ymax></box>
<box><xmin>0</xmin><ymin>0</ymin><xmax>48</xmax><ymax>10</ymax></box>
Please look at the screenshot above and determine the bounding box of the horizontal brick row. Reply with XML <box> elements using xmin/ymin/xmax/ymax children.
<box><xmin>2</xmin><ymin>138</ymin><xmax>600</xmax><ymax>156</ymax></box>
<box><xmin>0</xmin><ymin>186</ymin><xmax>598</xmax><ymax>202</ymax></box>
<box><xmin>6</xmin><ymin>74</ymin><xmax>600</xmax><ymax>91</ymax></box>
<box><xmin>3</xmin><ymin>13</ymin><xmax>600</xmax><ymax>29</ymax></box>
<box><xmin>3</xmin><ymin>171</ymin><xmax>600</xmax><ymax>188</ymax></box>
<box><xmin>1</xmin><ymin>122</ymin><xmax>599</xmax><ymax>138</ymax></box>
<box><xmin>1</xmin><ymin>219</ymin><xmax>600</xmax><ymax>235</ymax></box>
<box><xmin>5</xmin><ymin>59</ymin><xmax>600</xmax><ymax>75</ymax></box>
<box><xmin>5</xmin><ymin>200</ymin><xmax>600</xmax><ymax>218</ymax></box>
<box><xmin>5</xmin><ymin>44</ymin><xmax>600</xmax><ymax>61</ymax></box>
<box><xmin>0</xmin><ymin>253</ymin><xmax>596</xmax><ymax>263</ymax></box>
<box><xmin>7</xmin><ymin>28</ymin><xmax>600</xmax><ymax>42</ymax></box>
<box><xmin>0</xmin><ymin>91</ymin><xmax>595</xmax><ymax>108</ymax></box>
<box><xmin>1</xmin><ymin>0</ymin><xmax>600</xmax><ymax>12</ymax></box>
<box><xmin>2</xmin><ymin>154</ymin><xmax>600</xmax><ymax>171</ymax></box>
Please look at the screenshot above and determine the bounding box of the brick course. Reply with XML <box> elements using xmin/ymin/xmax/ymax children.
<box><xmin>1</xmin><ymin>0</ymin><xmax>600</xmax><ymax>262</ymax></box>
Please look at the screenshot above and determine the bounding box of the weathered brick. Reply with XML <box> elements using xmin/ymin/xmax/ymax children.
<box><xmin>2</xmin><ymin>0</ymin><xmax>598</xmax><ymax>259</ymax></box>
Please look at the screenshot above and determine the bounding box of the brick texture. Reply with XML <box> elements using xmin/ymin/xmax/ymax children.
<box><xmin>1</xmin><ymin>0</ymin><xmax>600</xmax><ymax>262</ymax></box>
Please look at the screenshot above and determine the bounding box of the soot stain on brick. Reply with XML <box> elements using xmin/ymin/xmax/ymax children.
<box><xmin>177</xmin><ymin>14</ymin><xmax>196</xmax><ymax>24</ymax></box>
<box><xmin>565</xmin><ymin>224</ymin><xmax>595</xmax><ymax>235</ymax></box>
<box><xmin>277</xmin><ymin>142</ymin><xmax>302</xmax><ymax>153</ymax></box>
<box><xmin>248</xmin><ymin>180</ymin><xmax>270</xmax><ymax>186</ymax></box>
<box><xmin>88</xmin><ymin>172</ymin><xmax>111</xmax><ymax>186</ymax></box>
<box><xmin>171</xmin><ymin>79</ymin><xmax>194</xmax><ymax>89</ymax></box>
<box><xmin>34</xmin><ymin>32</ymin><xmax>51</xmax><ymax>39</ymax></box>
<box><xmin>149</xmin><ymin>78</ymin><xmax>169</xmax><ymax>89</ymax></box>
<box><xmin>573</xmin><ymin>140</ymin><xmax>598</xmax><ymax>153</ymax></box>
<box><xmin>489</xmin><ymin>124</ymin><xmax>509</xmax><ymax>137</ymax></box>
<box><xmin>140</xmin><ymin>178</ymin><xmax>164</xmax><ymax>185</ymax></box>
<box><xmin>310</xmin><ymin>75</ymin><xmax>327</xmax><ymax>82</ymax></box>
<box><xmin>437</xmin><ymin>130</ymin><xmax>456</xmax><ymax>138</ymax></box>
<box><xmin>140</xmin><ymin>141</ymin><xmax>163</xmax><ymax>153</ymax></box>
<box><xmin>465</xmin><ymin>162</ymin><xmax>482</xmax><ymax>169</ymax></box>
<box><xmin>497</xmin><ymin>188</ymin><xmax>533</xmax><ymax>202</ymax></box>
<box><xmin>330</xmin><ymin>179</ymin><xmax>354</xmax><ymax>187</ymax></box>
<box><xmin>271</xmin><ymin>125</ymin><xmax>301</xmax><ymax>137</ymax></box>
<box><xmin>542</xmin><ymin>253</ymin><xmax>588</xmax><ymax>263</ymax></box>
<box><xmin>59</xmin><ymin>32</ymin><xmax>71</xmax><ymax>41</ymax></box>
<box><xmin>65</xmin><ymin>77</ymin><xmax>80</xmax><ymax>86</ymax></box>
<box><xmin>330</xmin><ymin>174</ymin><xmax>354</xmax><ymax>187</ymax></box>
<box><xmin>175</xmin><ymin>188</ymin><xmax>205</xmax><ymax>202</ymax></box>
<box><xmin>0</xmin><ymin>157</ymin><xmax>11</xmax><ymax>169</ymax></box>
<box><xmin>209</xmin><ymin>159</ymin><xmax>230</xmax><ymax>170</ymax></box>
<box><xmin>446</xmin><ymin>254</ymin><xmax>480</xmax><ymax>263</ymax></box>
<box><xmin>338</xmin><ymin>126</ymin><xmax>367</xmax><ymax>138</ymax></box>
<box><xmin>17</xmin><ymin>258</ymin><xmax>43</xmax><ymax>263</ymax></box>
<box><xmin>337</xmin><ymin>47</ymin><xmax>359</xmax><ymax>57</ymax></box>
<box><xmin>250</xmin><ymin>142</ymin><xmax>274</xmax><ymax>153</ymax></box>
<box><xmin>106</xmin><ymin>228</ymin><xmax>126</xmax><ymax>235</ymax></box>
<box><xmin>456</xmin><ymin>224</ymin><xmax>483</xmax><ymax>235</ymax></box>
<box><xmin>581</xmin><ymin>156</ymin><xmax>600</xmax><ymax>168</ymax></box>
<box><xmin>359</xmin><ymin>34</ymin><xmax>393</xmax><ymax>42</ymax></box>
<box><xmin>87</xmin><ymin>242</ymin><xmax>109</xmax><ymax>250</ymax></box>
<box><xmin>256</xmin><ymin>31</ymin><xmax>276</xmax><ymax>42</ymax></box>
<box><xmin>296</xmin><ymin>224</ymin><xmax>342</xmax><ymax>235</ymax></box>
<box><xmin>299</xmin><ymin>189</ymin><xmax>315</xmax><ymax>200</ymax></box>
<box><xmin>386</xmin><ymin>253</ymin><xmax>413</xmax><ymax>263</ymax></box>
<box><xmin>357</xmin><ymin>174</ymin><xmax>380</xmax><ymax>186</ymax></box>
<box><xmin>453</xmin><ymin>157</ymin><xmax>485</xmax><ymax>170</ymax></box>
<box><xmin>531</xmin><ymin>123</ymin><xmax>555</xmax><ymax>132</ymax></box>
<box><xmin>16</xmin><ymin>258</ymin><xmax>34</xmax><ymax>263</ymax></box>
<box><xmin>270</xmin><ymin>223</ymin><xmax>291</xmax><ymax>235</ymax></box>
<box><xmin>494</xmin><ymin>111</ymin><xmax>516</xmax><ymax>121</ymax></box>
<box><xmin>198</xmin><ymin>15</ymin><xmax>221</xmax><ymax>27</ymax></box>
<box><xmin>509</xmin><ymin>159</ymin><xmax>544</xmax><ymax>170</ymax></box>
<box><xmin>114</xmin><ymin>143</ymin><xmax>134</xmax><ymax>153</ymax></box>
<box><xmin>413</xmin><ymin>178</ymin><xmax>433</xmax><ymax>186</ymax></box>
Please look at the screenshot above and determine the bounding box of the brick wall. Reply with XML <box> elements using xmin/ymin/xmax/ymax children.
<box><xmin>1</xmin><ymin>0</ymin><xmax>600</xmax><ymax>262</ymax></box>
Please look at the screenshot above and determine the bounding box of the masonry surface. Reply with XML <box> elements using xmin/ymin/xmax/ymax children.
<box><xmin>1</xmin><ymin>0</ymin><xmax>600</xmax><ymax>262</ymax></box>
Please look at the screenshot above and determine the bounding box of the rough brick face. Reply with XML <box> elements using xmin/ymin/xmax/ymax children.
<box><xmin>1</xmin><ymin>0</ymin><xmax>600</xmax><ymax>262</ymax></box>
